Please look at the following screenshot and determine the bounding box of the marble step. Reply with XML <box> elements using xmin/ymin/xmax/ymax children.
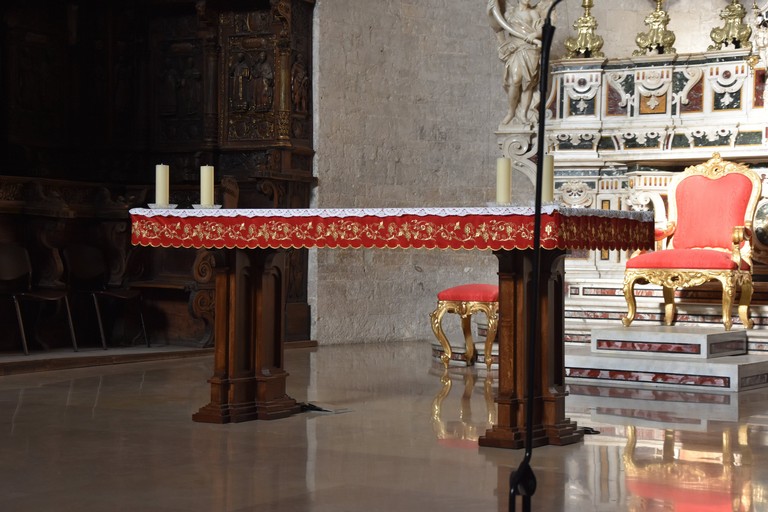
<box><xmin>565</xmin><ymin>343</ymin><xmax>768</xmax><ymax>392</ymax></box>
<box><xmin>591</xmin><ymin>326</ymin><xmax>747</xmax><ymax>359</ymax></box>
<box><xmin>565</xmin><ymin>383</ymin><xmax>764</xmax><ymax>431</ymax></box>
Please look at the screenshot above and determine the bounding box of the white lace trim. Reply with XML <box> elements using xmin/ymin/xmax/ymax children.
<box><xmin>130</xmin><ymin>205</ymin><xmax>652</xmax><ymax>222</ymax></box>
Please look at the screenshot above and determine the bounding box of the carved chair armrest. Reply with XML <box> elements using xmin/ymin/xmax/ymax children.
<box><xmin>732</xmin><ymin>225</ymin><xmax>752</xmax><ymax>267</ymax></box>
<box><xmin>654</xmin><ymin>221</ymin><xmax>676</xmax><ymax>251</ymax></box>
<box><xmin>654</xmin><ymin>222</ymin><xmax>676</xmax><ymax>241</ymax></box>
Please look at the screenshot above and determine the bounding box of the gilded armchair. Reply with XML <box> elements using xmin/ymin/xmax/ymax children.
<box><xmin>622</xmin><ymin>154</ymin><xmax>762</xmax><ymax>331</ymax></box>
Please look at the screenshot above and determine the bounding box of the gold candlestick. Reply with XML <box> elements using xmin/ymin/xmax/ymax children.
<box><xmin>709</xmin><ymin>0</ymin><xmax>752</xmax><ymax>51</ymax></box>
<box><xmin>633</xmin><ymin>0</ymin><xmax>677</xmax><ymax>56</ymax></box>
<box><xmin>565</xmin><ymin>0</ymin><xmax>605</xmax><ymax>58</ymax></box>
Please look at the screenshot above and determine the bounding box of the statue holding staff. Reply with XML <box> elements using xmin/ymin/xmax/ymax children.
<box><xmin>487</xmin><ymin>0</ymin><xmax>553</xmax><ymax>126</ymax></box>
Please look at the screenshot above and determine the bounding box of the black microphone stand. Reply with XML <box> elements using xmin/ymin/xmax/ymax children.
<box><xmin>508</xmin><ymin>1</ymin><xmax>563</xmax><ymax>511</ymax></box>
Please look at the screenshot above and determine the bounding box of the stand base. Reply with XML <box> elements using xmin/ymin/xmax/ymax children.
<box><xmin>478</xmin><ymin>420</ymin><xmax>583</xmax><ymax>449</ymax></box>
<box><xmin>192</xmin><ymin>394</ymin><xmax>300</xmax><ymax>423</ymax></box>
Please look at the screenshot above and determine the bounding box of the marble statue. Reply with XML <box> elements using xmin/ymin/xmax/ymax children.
<box><xmin>756</xmin><ymin>11</ymin><xmax>768</xmax><ymax>66</ymax></box>
<box><xmin>487</xmin><ymin>0</ymin><xmax>553</xmax><ymax>126</ymax></box>
<box><xmin>756</xmin><ymin>12</ymin><xmax>768</xmax><ymax>106</ymax></box>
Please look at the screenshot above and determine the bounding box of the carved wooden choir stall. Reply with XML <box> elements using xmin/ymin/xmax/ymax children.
<box><xmin>0</xmin><ymin>1</ymin><xmax>316</xmax><ymax>352</ymax></box>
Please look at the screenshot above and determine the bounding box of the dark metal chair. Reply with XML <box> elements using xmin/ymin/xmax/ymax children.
<box><xmin>63</xmin><ymin>243</ymin><xmax>149</xmax><ymax>349</ymax></box>
<box><xmin>0</xmin><ymin>243</ymin><xmax>78</xmax><ymax>354</ymax></box>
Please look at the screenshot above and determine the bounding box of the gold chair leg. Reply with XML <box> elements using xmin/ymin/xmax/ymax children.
<box><xmin>662</xmin><ymin>286</ymin><xmax>676</xmax><ymax>326</ymax></box>
<box><xmin>621</xmin><ymin>274</ymin><xmax>638</xmax><ymax>327</ymax></box>
<box><xmin>460</xmin><ymin>315</ymin><xmax>476</xmax><ymax>364</ymax></box>
<box><xmin>739</xmin><ymin>280</ymin><xmax>754</xmax><ymax>329</ymax></box>
<box><xmin>484</xmin><ymin>308</ymin><xmax>499</xmax><ymax>372</ymax></box>
<box><xmin>715</xmin><ymin>276</ymin><xmax>735</xmax><ymax>331</ymax></box>
<box><xmin>430</xmin><ymin>302</ymin><xmax>453</xmax><ymax>367</ymax></box>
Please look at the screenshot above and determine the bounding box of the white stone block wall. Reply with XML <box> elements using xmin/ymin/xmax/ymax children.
<box><xmin>310</xmin><ymin>0</ymin><xmax>747</xmax><ymax>345</ymax></box>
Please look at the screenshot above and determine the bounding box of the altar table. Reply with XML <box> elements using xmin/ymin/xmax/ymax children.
<box><xmin>131</xmin><ymin>206</ymin><xmax>653</xmax><ymax>449</ymax></box>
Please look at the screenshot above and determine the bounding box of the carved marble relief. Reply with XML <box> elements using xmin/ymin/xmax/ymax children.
<box><xmin>549</xmin><ymin>51</ymin><xmax>764</xmax><ymax>161</ymax></box>
<box><xmin>559</xmin><ymin>180</ymin><xmax>595</xmax><ymax>208</ymax></box>
<box><xmin>636</xmin><ymin>68</ymin><xmax>672</xmax><ymax>115</ymax></box>
<box><xmin>605</xmin><ymin>72</ymin><xmax>634</xmax><ymax>116</ymax></box>
<box><xmin>563</xmin><ymin>72</ymin><xmax>600</xmax><ymax>116</ymax></box>
<box><xmin>673</xmin><ymin>69</ymin><xmax>704</xmax><ymax>114</ymax></box>
<box><xmin>709</xmin><ymin>63</ymin><xmax>748</xmax><ymax>110</ymax></box>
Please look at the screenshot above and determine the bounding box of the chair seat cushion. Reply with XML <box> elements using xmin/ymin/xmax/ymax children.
<box><xmin>626</xmin><ymin>248</ymin><xmax>746</xmax><ymax>270</ymax></box>
<box><xmin>437</xmin><ymin>284</ymin><xmax>498</xmax><ymax>302</ymax></box>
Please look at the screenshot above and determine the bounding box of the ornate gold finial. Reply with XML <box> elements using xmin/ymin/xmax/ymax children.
<box><xmin>709</xmin><ymin>0</ymin><xmax>753</xmax><ymax>51</ymax></box>
<box><xmin>564</xmin><ymin>0</ymin><xmax>605</xmax><ymax>58</ymax></box>
<box><xmin>633</xmin><ymin>0</ymin><xmax>677</xmax><ymax>56</ymax></box>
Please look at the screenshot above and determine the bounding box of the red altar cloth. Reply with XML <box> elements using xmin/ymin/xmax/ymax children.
<box><xmin>129</xmin><ymin>204</ymin><xmax>654</xmax><ymax>442</ymax></box>
<box><xmin>130</xmin><ymin>206</ymin><xmax>654</xmax><ymax>251</ymax></box>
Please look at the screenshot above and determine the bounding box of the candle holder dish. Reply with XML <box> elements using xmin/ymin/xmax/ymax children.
<box><xmin>148</xmin><ymin>204</ymin><xmax>178</xmax><ymax>209</ymax></box>
<box><xmin>192</xmin><ymin>204</ymin><xmax>222</xmax><ymax>209</ymax></box>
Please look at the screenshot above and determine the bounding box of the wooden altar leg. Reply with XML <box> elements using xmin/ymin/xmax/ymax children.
<box><xmin>538</xmin><ymin>249</ymin><xmax>582</xmax><ymax>446</ymax></box>
<box><xmin>193</xmin><ymin>248</ymin><xmax>300</xmax><ymax>423</ymax></box>
<box><xmin>478</xmin><ymin>249</ymin><xmax>583</xmax><ymax>449</ymax></box>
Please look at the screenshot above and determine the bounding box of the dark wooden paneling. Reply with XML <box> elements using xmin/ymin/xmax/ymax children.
<box><xmin>0</xmin><ymin>0</ymin><xmax>316</xmax><ymax>349</ymax></box>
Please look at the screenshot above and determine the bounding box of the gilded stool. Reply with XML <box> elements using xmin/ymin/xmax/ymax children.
<box><xmin>430</xmin><ymin>284</ymin><xmax>499</xmax><ymax>370</ymax></box>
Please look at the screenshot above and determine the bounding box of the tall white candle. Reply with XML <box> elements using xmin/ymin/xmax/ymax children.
<box><xmin>496</xmin><ymin>157</ymin><xmax>512</xmax><ymax>204</ymax></box>
<box><xmin>542</xmin><ymin>154</ymin><xmax>555</xmax><ymax>203</ymax></box>
<box><xmin>200</xmin><ymin>165</ymin><xmax>214</xmax><ymax>206</ymax></box>
<box><xmin>155</xmin><ymin>164</ymin><xmax>169</xmax><ymax>206</ymax></box>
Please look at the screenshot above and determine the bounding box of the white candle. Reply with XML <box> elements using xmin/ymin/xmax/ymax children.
<box><xmin>200</xmin><ymin>165</ymin><xmax>214</xmax><ymax>206</ymax></box>
<box><xmin>155</xmin><ymin>164</ymin><xmax>169</xmax><ymax>206</ymax></box>
<box><xmin>542</xmin><ymin>154</ymin><xmax>554</xmax><ymax>203</ymax></box>
<box><xmin>496</xmin><ymin>157</ymin><xmax>512</xmax><ymax>204</ymax></box>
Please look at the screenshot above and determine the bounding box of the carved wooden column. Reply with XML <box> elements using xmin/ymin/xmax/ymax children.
<box><xmin>479</xmin><ymin>249</ymin><xmax>583</xmax><ymax>449</ymax></box>
<box><xmin>193</xmin><ymin>248</ymin><xmax>300</xmax><ymax>423</ymax></box>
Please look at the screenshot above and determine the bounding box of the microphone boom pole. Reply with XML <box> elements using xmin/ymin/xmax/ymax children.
<box><xmin>508</xmin><ymin>1</ymin><xmax>564</xmax><ymax>511</ymax></box>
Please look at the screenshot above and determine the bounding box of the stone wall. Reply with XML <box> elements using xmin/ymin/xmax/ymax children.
<box><xmin>310</xmin><ymin>0</ymin><xmax>748</xmax><ymax>345</ymax></box>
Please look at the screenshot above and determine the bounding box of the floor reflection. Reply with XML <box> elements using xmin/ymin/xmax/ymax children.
<box><xmin>563</xmin><ymin>384</ymin><xmax>768</xmax><ymax>512</ymax></box>
<box><xmin>430</xmin><ymin>366</ymin><xmax>496</xmax><ymax>448</ymax></box>
<box><xmin>0</xmin><ymin>341</ymin><xmax>767</xmax><ymax>511</ymax></box>
<box><xmin>623</xmin><ymin>424</ymin><xmax>752</xmax><ymax>511</ymax></box>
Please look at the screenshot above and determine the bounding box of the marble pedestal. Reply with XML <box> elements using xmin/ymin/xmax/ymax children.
<box><xmin>565</xmin><ymin>326</ymin><xmax>768</xmax><ymax>392</ymax></box>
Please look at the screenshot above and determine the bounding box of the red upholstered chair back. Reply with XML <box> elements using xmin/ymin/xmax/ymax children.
<box><xmin>667</xmin><ymin>157</ymin><xmax>761</xmax><ymax>251</ymax></box>
<box><xmin>622</xmin><ymin>154</ymin><xmax>762</xmax><ymax>332</ymax></box>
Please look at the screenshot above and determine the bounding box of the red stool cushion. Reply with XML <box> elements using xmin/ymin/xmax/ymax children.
<box><xmin>437</xmin><ymin>284</ymin><xmax>498</xmax><ymax>302</ymax></box>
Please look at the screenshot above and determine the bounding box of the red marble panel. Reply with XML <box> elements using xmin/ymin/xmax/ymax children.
<box><xmin>710</xmin><ymin>340</ymin><xmax>746</xmax><ymax>354</ymax></box>
<box><xmin>606</xmin><ymin>85</ymin><xmax>626</xmax><ymax>116</ymax></box>
<box><xmin>741</xmin><ymin>373</ymin><xmax>768</xmax><ymax>387</ymax></box>
<box><xmin>565</xmin><ymin>310</ymin><xmax>641</xmax><ymax>321</ymax></box>
<box><xmin>431</xmin><ymin>347</ymin><xmax>471</xmax><ymax>365</ymax></box>
<box><xmin>582</xmin><ymin>287</ymin><xmax>622</xmax><ymax>296</ymax></box>
<box><xmin>755</xmin><ymin>70</ymin><xmax>765</xmax><ymax>109</ymax></box>
<box><xmin>596</xmin><ymin>407</ymin><xmax>701</xmax><ymax>424</ymax></box>
<box><xmin>595</xmin><ymin>340</ymin><xmax>701</xmax><ymax>354</ymax></box>
<box><xmin>681</xmin><ymin>80</ymin><xmax>704</xmax><ymax>113</ymax></box>
<box><xmin>568</xmin><ymin>384</ymin><xmax>731</xmax><ymax>403</ymax></box>
<box><xmin>566</xmin><ymin>368</ymin><xmax>730</xmax><ymax>388</ymax></box>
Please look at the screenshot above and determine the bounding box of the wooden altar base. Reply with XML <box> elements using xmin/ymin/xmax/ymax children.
<box><xmin>478</xmin><ymin>249</ymin><xmax>585</xmax><ymax>449</ymax></box>
<box><xmin>130</xmin><ymin>205</ymin><xmax>654</xmax><ymax>443</ymax></box>
<box><xmin>192</xmin><ymin>371</ymin><xmax>301</xmax><ymax>423</ymax></box>
<box><xmin>191</xmin><ymin>249</ymin><xmax>301</xmax><ymax>424</ymax></box>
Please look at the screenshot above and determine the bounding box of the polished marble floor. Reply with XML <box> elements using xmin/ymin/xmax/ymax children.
<box><xmin>1</xmin><ymin>340</ymin><xmax>768</xmax><ymax>511</ymax></box>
